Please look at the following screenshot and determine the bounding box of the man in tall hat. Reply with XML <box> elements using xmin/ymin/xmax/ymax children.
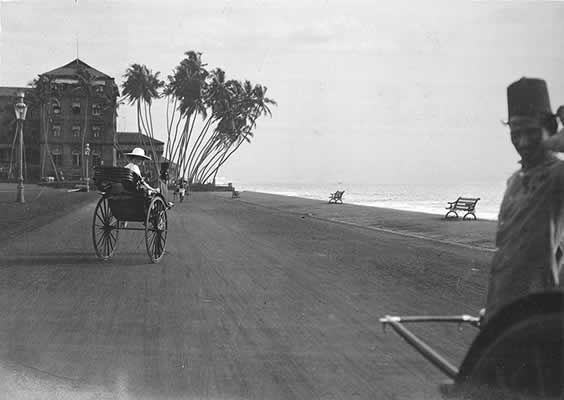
<box><xmin>484</xmin><ymin>77</ymin><xmax>564</xmax><ymax>322</ymax></box>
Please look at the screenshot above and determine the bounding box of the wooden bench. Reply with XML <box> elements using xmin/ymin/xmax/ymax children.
<box><xmin>328</xmin><ymin>190</ymin><xmax>345</xmax><ymax>204</ymax></box>
<box><xmin>232</xmin><ymin>190</ymin><xmax>240</xmax><ymax>199</ymax></box>
<box><xmin>445</xmin><ymin>197</ymin><xmax>480</xmax><ymax>220</ymax></box>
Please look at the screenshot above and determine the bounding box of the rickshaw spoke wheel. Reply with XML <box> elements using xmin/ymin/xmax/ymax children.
<box><xmin>145</xmin><ymin>197</ymin><xmax>167</xmax><ymax>263</ymax></box>
<box><xmin>92</xmin><ymin>197</ymin><xmax>119</xmax><ymax>260</ymax></box>
<box><xmin>457</xmin><ymin>294</ymin><xmax>564</xmax><ymax>398</ymax></box>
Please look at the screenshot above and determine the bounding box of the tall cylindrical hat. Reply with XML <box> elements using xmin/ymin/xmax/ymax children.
<box><xmin>507</xmin><ymin>77</ymin><xmax>552</xmax><ymax>120</ymax></box>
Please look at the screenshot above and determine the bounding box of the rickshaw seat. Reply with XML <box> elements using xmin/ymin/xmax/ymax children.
<box><xmin>93</xmin><ymin>166</ymin><xmax>142</xmax><ymax>195</ymax></box>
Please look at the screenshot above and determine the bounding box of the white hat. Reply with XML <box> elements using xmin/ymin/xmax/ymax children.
<box><xmin>124</xmin><ymin>147</ymin><xmax>151</xmax><ymax>160</ymax></box>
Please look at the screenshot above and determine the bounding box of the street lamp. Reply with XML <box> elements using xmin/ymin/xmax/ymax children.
<box><xmin>84</xmin><ymin>143</ymin><xmax>91</xmax><ymax>192</ymax></box>
<box><xmin>14</xmin><ymin>91</ymin><xmax>28</xmax><ymax>203</ymax></box>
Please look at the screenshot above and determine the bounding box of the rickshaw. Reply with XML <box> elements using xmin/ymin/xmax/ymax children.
<box><xmin>380</xmin><ymin>291</ymin><xmax>564</xmax><ymax>399</ymax></box>
<box><xmin>92</xmin><ymin>166</ymin><xmax>168</xmax><ymax>263</ymax></box>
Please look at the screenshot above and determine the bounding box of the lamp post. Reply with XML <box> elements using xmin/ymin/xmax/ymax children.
<box><xmin>84</xmin><ymin>143</ymin><xmax>90</xmax><ymax>192</ymax></box>
<box><xmin>14</xmin><ymin>91</ymin><xmax>28</xmax><ymax>203</ymax></box>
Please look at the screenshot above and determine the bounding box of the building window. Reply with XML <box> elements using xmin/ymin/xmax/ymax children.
<box><xmin>95</xmin><ymin>85</ymin><xmax>105</xmax><ymax>96</ymax></box>
<box><xmin>92</xmin><ymin>126</ymin><xmax>101</xmax><ymax>138</ymax></box>
<box><xmin>92</xmin><ymin>104</ymin><xmax>101</xmax><ymax>116</ymax></box>
<box><xmin>51</xmin><ymin>147</ymin><xmax>62</xmax><ymax>166</ymax></box>
<box><xmin>52</xmin><ymin>125</ymin><xmax>61</xmax><ymax>137</ymax></box>
<box><xmin>53</xmin><ymin>104</ymin><xmax>61</xmax><ymax>115</ymax></box>
<box><xmin>72</xmin><ymin>151</ymin><xmax>81</xmax><ymax>167</ymax></box>
<box><xmin>72</xmin><ymin>125</ymin><xmax>81</xmax><ymax>137</ymax></box>
<box><xmin>72</xmin><ymin>99</ymin><xmax>81</xmax><ymax>115</ymax></box>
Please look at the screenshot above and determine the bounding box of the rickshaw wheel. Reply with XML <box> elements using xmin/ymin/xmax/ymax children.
<box><xmin>145</xmin><ymin>196</ymin><xmax>167</xmax><ymax>263</ymax></box>
<box><xmin>92</xmin><ymin>197</ymin><xmax>119</xmax><ymax>260</ymax></box>
<box><xmin>456</xmin><ymin>292</ymin><xmax>564</xmax><ymax>399</ymax></box>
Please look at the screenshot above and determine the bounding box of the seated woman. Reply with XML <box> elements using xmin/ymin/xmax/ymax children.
<box><xmin>124</xmin><ymin>147</ymin><xmax>173</xmax><ymax>207</ymax></box>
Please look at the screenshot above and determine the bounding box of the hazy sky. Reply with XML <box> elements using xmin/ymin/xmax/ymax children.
<box><xmin>1</xmin><ymin>0</ymin><xmax>563</xmax><ymax>184</ymax></box>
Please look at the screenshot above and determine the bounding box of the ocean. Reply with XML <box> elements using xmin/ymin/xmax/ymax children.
<box><xmin>235</xmin><ymin>182</ymin><xmax>506</xmax><ymax>221</ymax></box>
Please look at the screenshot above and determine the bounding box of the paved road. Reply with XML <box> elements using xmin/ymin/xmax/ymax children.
<box><xmin>0</xmin><ymin>193</ymin><xmax>492</xmax><ymax>399</ymax></box>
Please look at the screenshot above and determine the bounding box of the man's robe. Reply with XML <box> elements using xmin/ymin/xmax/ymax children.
<box><xmin>485</xmin><ymin>156</ymin><xmax>564</xmax><ymax>320</ymax></box>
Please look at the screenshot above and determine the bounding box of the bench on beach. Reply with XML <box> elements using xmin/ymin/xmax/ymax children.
<box><xmin>232</xmin><ymin>190</ymin><xmax>240</xmax><ymax>199</ymax></box>
<box><xmin>328</xmin><ymin>190</ymin><xmax>345</xmax><ymax>204</ymax></box>
<box><xmin>445</xmin><ymin>197</ymin><xmax>480</xmax><ymax>220</ymax></box>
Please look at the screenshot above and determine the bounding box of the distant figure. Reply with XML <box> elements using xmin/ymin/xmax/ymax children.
<box><xmin>484</xmin><ymin>78</ymin><xmax>564</xmax><ymax>322</ymax></box>
<box><xmin>178</xmin><ymin>180</ymin><xmax>186</xmax><ymax>202</ymax></box>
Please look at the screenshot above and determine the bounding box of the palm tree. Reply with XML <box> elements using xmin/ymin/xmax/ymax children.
<box><xmin>100</xmin><ymin>85</ymin><xmax>123</xmax><ymax>165</ymax></box>
<box><xmin>162</xmin><ymin>51</ymin><xmax>276</xmax><ymax>185</ymax></box>
<box><xmin>201</xmin><ymin>81</ymin><xmax>276</xmax><ymax>183</ymax></box>
<box><xmin>74</xmin><ymin>65</ymin><xmax>97</xmax><ymax>182</ymax></box>
<box><xmin>30</xmin><ymin>76</ymin><xmax>63</xmax><ymax>180</ymax></box>
<box><xmin>122</xmin><ymin>64</ymin><xmax>164</xmax><ymax>174</ymax></box>
<box><xmin>184</xmin><ymin>68</ymin><xmax>230</xmax><ymax>182</ymax></box>
<box><xmin>165</xmin><ymin>51</ymin><xmax>209</xmax><ymax>180</ymax></box>
<box><xmin>251</xmin><ymin>84</ymin><xmax>276</xmax><ymax>123</ymax></box>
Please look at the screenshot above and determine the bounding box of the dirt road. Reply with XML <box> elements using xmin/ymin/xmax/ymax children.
<box><xmin>0</xmin><ymin>193</ymin><xmax>492</xmax><ymax>399</ymax></box>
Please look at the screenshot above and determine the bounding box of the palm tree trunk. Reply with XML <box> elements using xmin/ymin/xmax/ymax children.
<box><xmin>136</xmin><ymin>101</ymin><xmax>147</xmax><ymax>149</ymax></box>
<box><xmin>177</xmin><ymin>110</ymin><xmax>199</xmax><ymax>179</ymax></box>
<box><xmin>168</xmin><ymin>114</ymin><xmax>184</xmax><ymax>161</ymax></box>
<box><xmin>198</xmin><ymin>145</ymin><xmax>227</xmax><ymax>183</ymax></box>
<box><xmin>142</xmin><ymin>101</ymin><xmax>160</xmax><ymax>177</ymax></box>
<box><xmin>185</xmin><ymin>117</ymin><xmax>214</xmax><ymax>179</ymax></box>
<box><xmin>190</xmin><ymin>134</ymin><xmax>220</xmax><ymax>182</ymax></box>
<box><xmin>81</xmin><ymin>94</ymin><xmax>89</xmax><ymax>181</ymax></box>
<box><xmin>190</xmin><ymin>121</ymin><xmax>218</xmax><ymax>169</ymax></box>
<box><xmin>169</xmin><ymin>114</ymin><xmax>191</xmax><ymax>174</ymax></box>
<box><xmin>203</xmin><ymin>133</ymin><xmax>249</xmax><ymax>181</ymax></box>
<box><xmin>165</xmin><ymin>96</ymin><xmax>178</xmax><ymax>159</ymax></box>
<box><xmin>169</xmin><ymin>107</ymin><xmax>193</xmax><ymax>165</ymax></box>
<box><xmin>201</xmin><ymin>148</ymin><xmax>229</xmax><ymax>183</ymax></box>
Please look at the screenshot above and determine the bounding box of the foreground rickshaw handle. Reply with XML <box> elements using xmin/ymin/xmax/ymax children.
<box><xmin>379</xmin><ymin>315</ymin><xmax>481</xmax><ymax>380</ymax></box>
<box><xmin>380</xmin><ymin>315</ymin><xmax>481</xmax><ymax>328</ymax></box>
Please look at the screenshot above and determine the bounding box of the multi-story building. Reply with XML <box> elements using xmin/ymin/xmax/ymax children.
<box><xmin>38</xmin><ymin>58</ymin><xmax>119</xmax><ymax>180</ymax></box>
<box><xmin>0</xmin><ymin>59</ymin><xmax>165</xmax><ymax>181</ymax></box>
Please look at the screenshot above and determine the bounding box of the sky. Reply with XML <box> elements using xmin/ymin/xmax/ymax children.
<box><xmin>1</xmin><ymin>0</ymin><xmax>563</xmax><ymax>185</ymax></box>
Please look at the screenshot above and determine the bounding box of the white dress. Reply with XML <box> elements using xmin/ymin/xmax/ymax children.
<box><xmin>124</xmin><ymin>163</ymin><xmax>142</xmax><ymax>177</ymax></box>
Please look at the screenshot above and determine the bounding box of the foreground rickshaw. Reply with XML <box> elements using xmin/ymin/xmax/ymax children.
<box><xmin>92</xmin><ymin>166</ymin><xmax>168</xmax><ymax>263</ymax></box>
<box><xmin>381</xmin><ymin>292</ymin><xmax>564</xmax><ymax>399</ymax></box>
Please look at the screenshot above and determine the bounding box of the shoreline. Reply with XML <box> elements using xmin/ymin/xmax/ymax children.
<box><xmin>236</xmin><ymin>189</ymin><xmax>499</xmax><ymax>221</ymax></box>
<box><xmin>236</xmin><ymin>181</ymin><xmax>505</xmax><ymax>221</ymax></box>
<box><xmin>213</xmin><ymin>190</ymin><xmax>498</xmax><ymax>251</ymax></box>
